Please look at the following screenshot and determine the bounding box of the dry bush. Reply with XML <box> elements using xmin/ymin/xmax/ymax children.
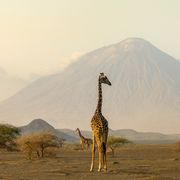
<box><xmin>16</xmin><ymin>134</ymin><xmax>38</xmax><ymax>159</ymax></box>
<box><xmin>16</xmin><ymin>132</ymin><xmax>61</xmax><ymax>159</ymax></box>
<box><xmin>107</xmin><ymin>136</ymin><xmax>132</xmax><ymax>157</ymax></box>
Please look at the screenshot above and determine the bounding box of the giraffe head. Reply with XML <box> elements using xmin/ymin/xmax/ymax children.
<box><xmin>99</xmin><ymin>73</ymin><xmax>111</xmax><ymax>86</ymax></box>
<box><xmin>75</xmin><ymin>128</ymin><xmax>79</xmax><ymax>132</ymax></box>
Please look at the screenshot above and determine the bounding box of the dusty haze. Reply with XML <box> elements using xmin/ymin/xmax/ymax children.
<box><xmin>0</xmin><ymin>0</ymin><xmax>180</xmax><ymax>100</ymax></box>
<box><xmin>0</xmin><ymin>38</ymin><xmax>179</xmax><ymax>134</ymax></box>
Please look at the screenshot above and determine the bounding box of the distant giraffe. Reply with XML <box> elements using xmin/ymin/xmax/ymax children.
<box><xmin>90</xmin><ymin>72</ymin><xmax>111</xmax><ymax>172</ymax></box>
<box><xmin>76</xmin><ymin>128</ymin><xmax>92</xmax><ymax>150</ymax></box>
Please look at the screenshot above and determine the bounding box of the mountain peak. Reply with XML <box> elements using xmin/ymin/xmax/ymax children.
<box><xmin>121</xmin><ymin>37</ymin><xmax>148</xmax><ymax>43</ymax></box>
<box><xmin>29</xmin><ymin>118</ymin><xmax>48</xmax><ymax>125</ymax></box>
<box><xmin>27</xmin><ymin>118</ymin><xmax>54</xmax><ymax>130</ymax></box>
<box><xmin>117</xmin><ymin>37</ymin><xmax>152</xmax><ymax>52</ymax></box>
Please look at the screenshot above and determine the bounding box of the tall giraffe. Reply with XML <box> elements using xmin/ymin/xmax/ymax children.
<box><xmin>90</xmin><ymin>72</ymin><xmax>111</xmax><ymax>172</ymax></box>
<box><xmin>76</xmin><ymin>128</ymin><xmax>92</xmax><ymax>150</ymax></box>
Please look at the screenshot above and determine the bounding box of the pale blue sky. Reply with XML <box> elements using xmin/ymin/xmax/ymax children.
<box><xmin>0</xmin><ymin>0</ymin><xmax>180</xmax><ymax>77</ymax></box>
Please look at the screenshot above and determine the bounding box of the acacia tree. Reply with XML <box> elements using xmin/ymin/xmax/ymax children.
<box><xmin>35</xmin><ymin>133</ymin><xmax>61</xmax><ymax>157</ymax></box>
<box><xmin>16</xmin><ymin>132</ymin><xmax>62</xmax><ymax>159</ymax></box>
<box><xmin>107</xmin><ymin>136</ymin><xmax>132</xmax><ymax>157</ymax></box>
<box><xmin>16</xmin><ymin>134</ymin><xmax>38</xmax><ymax>159</ymax></box>
<box><xmin>0</xmin><ymin>124</ymin><xmax>20</xmax><ymax>150</ymax></box>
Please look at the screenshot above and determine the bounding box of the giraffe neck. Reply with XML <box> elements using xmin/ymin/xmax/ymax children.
<box><xmin>77</xmin><ymin>129</ymin><xmax>83</xmax><ymax>139</ymax></box>
<box><xmin>96</xmin><ymin>78</ymin><xmax>102</xmax><ymax>113</ymax></box>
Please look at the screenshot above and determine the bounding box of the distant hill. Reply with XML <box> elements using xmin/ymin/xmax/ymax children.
<box><xmin>60</xmin><ymin>128</ymin><xmax>180</xmax><ymax>144</ymax></box>
<box><xmin>19</xmin><ymin>119</ymin><xmax>180</xmax><ymax>144</ymax></box>
<box><xmin>109</xmin><ymin>129</ymin><xmax>180</xmax><ymax>144</ymax></box>
<box><xmin>20</xmin><ymin>119</ymin><xmax>78</xmax><ymax>142</ymax></box>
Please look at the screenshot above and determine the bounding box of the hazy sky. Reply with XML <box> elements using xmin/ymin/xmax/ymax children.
<box><xmin>0</xmin><ymin>0</ymin><xmax>180</xmax><ymax>78</ymax></box>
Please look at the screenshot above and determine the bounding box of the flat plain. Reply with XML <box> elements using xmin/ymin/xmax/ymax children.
<box><xmin>0</xmin><ymin>144</ymin><xmax>180</xmax><ymax>180</ymax></box>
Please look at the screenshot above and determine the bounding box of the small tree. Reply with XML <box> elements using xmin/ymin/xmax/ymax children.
<box><xmin>35</xmin><ymin>133</ymin><xmax>60</xmax><ymax>158</ymax></box>
<box><xmin>58</xmin><ymin>138</ymin><xmax>65</xmax><ymax>148</ymax></box>
<box><xmin>107</xmin><ymin>136</ymin><xmax>132</xmax><ymax>157</ymax></box>
<box><xmin>0</xmin><ymin>124</ymin><xmax>20</xmax><ymax>150</ymax></box>
<box><xmin>16</xmin><ymin>132</ymin><xmax>61</xmax><ymax>159</ymax></box>
<box><xmin>16</xmin><ymin>134</ymin><xmax>38</xmax><ymax>159</ymax></box>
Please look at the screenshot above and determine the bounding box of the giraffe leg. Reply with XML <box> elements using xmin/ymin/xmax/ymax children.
<box><xmin>103</xmin><ymin>144</ymin><xmax>107</xmax><ymax>171</ymax></box>
<box><xmin>102</xmin><ymin>145</ymin><xmax>105</xmax><ymax>170</ymax></box>
<box><xmin>80</xmin><ymin>141</ymin><xmax>83</xmax><ymax>150</ymax></box>
<box><xmin>86</xmin><ymin>143</ymin><xmax>88</xmax><ymax>151</ymax></box>
<box><xmin>82</xmin><ymin>141</ymin><xmax>85</xmax><ymax>150</ymax></box>
<box><xmin>90</xmin><ymin>135</ymin><xmax>95</xmax><ymax>172</ymax></box>
<box><xmin>101</xmin><ymin>142</ymin><xmax>107</xmax><ymax>171</ymax></box>
<box><xmin>102</xmin><ymin>152</ymin><xmax>105</xmax><ymax>171</ymax></box>
<box><xmin>103</xmin><ymin>132</ymin><xmax>108</xmax><ymax>171</ymax></box>
<box><xmin>98</xmin><ymin>145</ymin><xmax>102</xmax><ymax>172</ymax></box>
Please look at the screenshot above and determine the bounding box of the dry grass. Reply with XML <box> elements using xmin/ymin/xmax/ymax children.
<box><xmin>0</xmin><ymin>144</ymin><xmax>180</xmax><ymax>180</ymax></box>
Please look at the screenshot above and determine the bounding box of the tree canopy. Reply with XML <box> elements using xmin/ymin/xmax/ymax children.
<box><xmin>107</xmin><ymin>136</ymin><xmax>132</xmax><ymax>157</ymax></box>
<box><xmin>16</xmin><ymin>132</ymin><xmax>63</xmax><ymax>159</ymax></box>
<box><xmin>0</xmin><ymin>124</ymin><xmax>20</xmax><ymax>150</ymax></box>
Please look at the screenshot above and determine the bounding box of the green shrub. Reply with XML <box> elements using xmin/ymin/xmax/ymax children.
<box><xmin>107</xmin><ymin>136</ymin><xmax>132</xmax><ymax>157</ymax></box>
<box><xmin>0</xmin><ymin>124</ymin><xmax>20</xmax><ymax>150</ymax></box>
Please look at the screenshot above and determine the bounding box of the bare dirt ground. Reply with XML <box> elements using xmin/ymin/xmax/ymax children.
<box><xmin>0</xmin><ymin>144</ymin><xmax>180</xmax><ymax>180</ymax></box>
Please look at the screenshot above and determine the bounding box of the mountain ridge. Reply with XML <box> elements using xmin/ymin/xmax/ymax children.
<box><xmin>20</xmin><ymin>119</ymin><xmax>180</xmax><ymax>144</ymax></box>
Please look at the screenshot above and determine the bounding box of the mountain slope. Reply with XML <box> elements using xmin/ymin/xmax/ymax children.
<box><xmin>20</xmin><ymin>119</ymin><xmax>78</xmax><ymax>142</ymax></box>
<box><xmin>0</xmin><ymin>67</ymin><xmax>28</xmax><ymax>101</ymax></box>
<box><xmin>0</xmin><ymin>38</ymin><xmax>180</xmax><ymax>133</ymax></box>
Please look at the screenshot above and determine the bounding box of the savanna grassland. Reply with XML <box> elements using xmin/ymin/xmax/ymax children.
<box><xmin>0</xmin><ymin>144</ymin><xmax>180</xmax><ymax>180</ymax></box>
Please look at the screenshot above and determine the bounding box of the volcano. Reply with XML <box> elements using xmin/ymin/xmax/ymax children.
<box><xmin>0</xmin><ymin>38</ymin><xmax>180</xmax><ymax>133</ymax></box>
